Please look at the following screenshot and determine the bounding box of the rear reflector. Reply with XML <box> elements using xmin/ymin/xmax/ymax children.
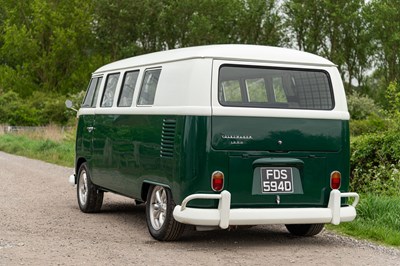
<box><xmin>211</xmin><ymin>171</ymin><xmax>224</xmax><ymax>191</ymax></box>
<box><xmin>330</xmin><ymin>171</ymin><xmax>341</xmax><ymax>189</ymax></box>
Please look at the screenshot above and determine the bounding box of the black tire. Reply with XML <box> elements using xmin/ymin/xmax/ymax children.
<box><xmin>285</xmin><ymin>224</ymin><xmax>324</xmax><ymax>236</ymax></box>
<box><xmin>146</xmin><ymin>185</ymin><xmax>185</xmax><ymax>241</ymax></box>
<box><xmin>77</xmin><ymin>163</ymin><xmax>104</xmax><ymax>213</ymax></box>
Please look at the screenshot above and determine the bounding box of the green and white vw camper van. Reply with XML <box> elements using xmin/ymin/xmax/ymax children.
<box><xmin>68</xmin><ymin>44</ymin><xmax>359</xmax><ymax>241</ymax></box>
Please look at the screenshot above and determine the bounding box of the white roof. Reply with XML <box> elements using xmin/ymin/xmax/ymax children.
<box><xmin>94</xmin><ymin>44</ymin><xmax>335</xmax><ymax>74</ymax></box>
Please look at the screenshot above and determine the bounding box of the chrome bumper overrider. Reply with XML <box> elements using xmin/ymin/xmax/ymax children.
<box><xmin>173</xmin><ymin>190</ymin><xmax>359</xmax><ymax>229</ymax></box>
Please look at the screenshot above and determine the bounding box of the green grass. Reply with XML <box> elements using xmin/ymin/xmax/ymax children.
<box><xmin>0</xmin><ymin>133</ymin><xmax>74</xmax><ymax>167</ymax></box>
<box><xmin>328</xmin><ymin>194</ymin><xmax>400</xmax><ymax>247</ymax></box>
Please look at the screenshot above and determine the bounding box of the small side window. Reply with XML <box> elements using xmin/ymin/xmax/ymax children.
<box><xmin>246</xmin><ymin>78</ymin><xmax>268</xmax><ymax>103</ymax></box>
<box><xmin>101</xmin><ymin>73</ymin><xmax>120</xmax><ymax>107</ymax></box>
<box><xmin>137</xmin><ymin>69</ymin><xmax>161</xmax><ymax>105</ymax></box>
<box><xmin>118</xmin><ymin>70</ymin><xmax>139</xmax><ymax>107</ymax></box>
<box><xmin>272</xmin><ymin>77</ymin><xmax>287</xmax><ymax>103</ymax></box>
<box><xmin>221</xmin><ymin>80</ymin><xmax>242</xmax><ymax>102</ymax></box>
<box><xmin>82</xmin><ymin>77</ymin><xmax>103</xmax><ymax>108</ymax></box>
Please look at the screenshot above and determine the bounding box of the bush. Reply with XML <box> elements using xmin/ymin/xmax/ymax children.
<box><xmin>30</xmin><ymin>91</ymin><xmax>70</xmax><ymax>125</ymax></box>
<box><xmin>0</xmin><ymin>90</ymin><xmax>82</xmax><ymax>126</ymax></box>
<box><xmin>347</xmin><ymin>92</ymin><xmax>381</xmax><ymax>120</ymax></box>
<box><xmin>350</xmin><ymin>131</ymin><xmax>400</xmax><ymax>195</ymax></box>
<box><xmin>0</xmin><ymin>91</ymin><xmax>42</xmax><ymax>125</ymax></box>
<box><xmin>349</xmin><ymin>114</ymin><xmax>388</xmax><ymax>136</ymax></box>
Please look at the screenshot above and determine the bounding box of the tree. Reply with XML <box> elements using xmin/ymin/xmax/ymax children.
<box><xmin>283</xmin><ymin>0</ymin><xmax>326</xmax><ymax>53</ymax></box>
<box><xmin>181</xmin><ymin>0</ymin><xmax>282</xmax><ymax>46</ymax></box>
<box><xmin>92</xmin><ymin>0</ymin><xmax>156</xmax><ymax>60</ymax></box>
<box><xmin>1</xmin><ymin>0</ymin><xmax>399</xmax><ymax>124</ymax></box>
<box><xmin>0</xmin><ymin>0</ymin><xmax>101</xmax><ymax>96</ymax></box>
<box><xmin>365</xmin><ymin>0</ymin><xmax>400</xmax><ymax>85</ymax></box>
<box><xmin>235</xmin><ymin>0</ymin><xmax>283</xmax><ymax>46</ymax></box>
<box><xmin>341</xmin><ymin>2</ymin><xmax>372</xmax><ymax>89</ymax></box>
<box><xmin>283</xmin><ymin>0</ymin><xmax>371</xmax><ymax>92</ymax></box>
<box><xmin>94</xmin><ymin>0</ymin><xmax>283</xmax><ymax>56</ymax></box>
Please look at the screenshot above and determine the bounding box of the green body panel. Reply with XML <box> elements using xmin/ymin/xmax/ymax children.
<box><xmin>90</xmin><ymin>115</ymin><xmax>182</xmax><ymax>198</ymax></box>
<box><xmin>75</xmin><ymin>113</ymin><xmax>350</xmax><ymax>208</ymax></box>
<box><xmin>212</xmin><ymin>116</ymin><xmax>343</xmax><ymax>152</ymax></box>
<box><xmin>76</xmin><ymin>114</ymin><xmax>94</xmax><ymax>161</ymax></box>
<box><xmin>209</xmin><ymin>116</ymin><xmax>350</xmax><ymax>208</ymax></box>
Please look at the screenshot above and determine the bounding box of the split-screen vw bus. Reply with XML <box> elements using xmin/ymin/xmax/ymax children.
<box><xmin>68</xmin><ymin>45</ymin><xmax>359</xmax><ymax>241</ymax></box>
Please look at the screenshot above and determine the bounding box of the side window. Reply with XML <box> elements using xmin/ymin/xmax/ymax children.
<box><xmin>91</xmin><ymin>77</ymin><xmax>103</xmax><ymax>107</ymax></box>
<box><xmin>118</xmin><ymin>70</ymin><xmax>139</xmax><ymax>107</ymax></box>
<box><xmin>101</xmin><ymin>73</ymin><xmax>120</xmax><ymax>107</ymax></box>
<box><xmin>137</xmin><ymin>69</ymin><xmax>161</xmax><ymax>105</ymax></box>
<box><xmin>82</xmin><ymin>77</ymin><xmax>102</xmax><ymax>108</ymax></box>
<box><xmin>246</xmin><ymin>78</ymin><xmax>268</xmax><ymax>103</ymax></box>
<box><xmin>221</xmin><ymin>80</ymin><xmax>242</xmax><ymax>102</ymax></box>
<box><xmin>272</xmin><ymin>77</ymin><xmax>287</xmax><ymax>103</ymax></box>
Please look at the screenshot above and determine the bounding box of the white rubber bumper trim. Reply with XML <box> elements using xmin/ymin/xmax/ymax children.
<box><xmin>173</xmin><ymin>189</ymin><xmax>359</xmax><ymax>229</ymax></box>
<box><xmin>68</xmin><ymin>174</ymin><xmax>76</xmax><ymax>187</ymax></box>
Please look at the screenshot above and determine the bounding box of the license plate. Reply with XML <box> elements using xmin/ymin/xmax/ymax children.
<box><xmin>260</xmin><ymin>167</ymin><xmax>293</xmax><ymax>193</ymax></box>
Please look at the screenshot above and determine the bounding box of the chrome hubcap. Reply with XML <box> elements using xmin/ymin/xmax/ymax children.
<box><xmin>149</xmin><ymin>186</ymin><xmax>167</xmax><ymax>230</ymax></box>
<box><xmin>78</xmin><ymin>171</ymin><xmax>88</xmax><ymax>206</ymax></box>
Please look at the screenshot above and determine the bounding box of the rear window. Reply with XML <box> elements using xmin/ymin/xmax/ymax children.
<box><xmin>219</xmin><ymin>65</ymin><xmax>334</xmax><ymax>110</ymax></box>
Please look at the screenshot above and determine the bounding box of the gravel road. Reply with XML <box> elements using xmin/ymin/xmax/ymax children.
<box><xmin>0</xmin><ymin>151</ymin><xmax>399</xmax><ymax>265</ymax></box>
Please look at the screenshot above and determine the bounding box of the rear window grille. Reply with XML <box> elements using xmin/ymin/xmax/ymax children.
<box><xmin>160</xmin><ymin>119</ymin><xmax>176</xmax><ymax>158</ymax></box>
<box><xmin>218</xmin><ymin>65</ymin><xmax>334</xmax><ymax>110</ymax></box>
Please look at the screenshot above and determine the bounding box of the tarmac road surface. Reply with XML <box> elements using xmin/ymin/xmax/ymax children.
<box><xmin>0</xmin><ymin>151</ymin><xmax>399</xmax><ymax>265</ymax></box>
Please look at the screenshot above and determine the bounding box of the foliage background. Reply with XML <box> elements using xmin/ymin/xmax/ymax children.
<box><xmin>0</xmin><ymin>0</ymin><xmax>399</xmax><ymax>126</ymax></box>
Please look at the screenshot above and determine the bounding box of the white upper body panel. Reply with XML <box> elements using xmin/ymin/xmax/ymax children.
<box><xmin>79</xmin><ymin>44</ymin><xmax>348</xmax><ymax>120</ymax></box>
<box><xmin>94</xmin><ymin>44</ymin><xmax>335</xmax><ymax>74</ymax></box>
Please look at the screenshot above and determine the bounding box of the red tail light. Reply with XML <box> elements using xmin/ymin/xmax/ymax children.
<box><xmin>330</xmin><ymin>171</ymin><xmax>341</xmax><ymax>189</ymax></box>
<box><xmin>211</xmin><ymin>171</ymin><xmax>224</xmax><ymax>191</ymax></box>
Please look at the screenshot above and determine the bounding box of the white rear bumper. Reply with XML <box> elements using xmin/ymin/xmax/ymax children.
<box><xmin>173</xmin><ymin>190</ymin><xmax>359</xmax><ymax>229</ymax></box>
<box><xmin>68</xmin><ymin>174</ymin><xmax>76</xmax><ymax>186</ymax></box>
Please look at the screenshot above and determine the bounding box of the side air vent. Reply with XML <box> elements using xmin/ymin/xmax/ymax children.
<box><xmin>160</xmin><ymin>118</ymin><xmax>176</xmax><ymax>158</ymax></box>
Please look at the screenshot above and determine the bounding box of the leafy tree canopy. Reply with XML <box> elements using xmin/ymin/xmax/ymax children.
<box><xmin>0</xmin><ymin>0</ymin><xmax>398</xmax><ymax>125</ymax></box>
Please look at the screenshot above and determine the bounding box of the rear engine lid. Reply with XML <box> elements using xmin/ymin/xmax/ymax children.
<box><xmin>211</xmin><ymin>116</ymin><xmax>344</xmax><ymax>152</ymax></box>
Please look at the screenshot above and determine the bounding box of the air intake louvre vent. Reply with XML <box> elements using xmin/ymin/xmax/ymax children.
<box><xmin>160</xmin><ymin>119</ymin><xmax>176</xmax><ymax>158</ymax></box>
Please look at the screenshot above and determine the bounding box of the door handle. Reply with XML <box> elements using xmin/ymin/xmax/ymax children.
<box><xmin>86</xmin><ymin>126</ymin><xmax>95</xmax><ymax>133</ymax></box>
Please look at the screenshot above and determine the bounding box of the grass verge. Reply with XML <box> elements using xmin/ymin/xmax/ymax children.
<box><xmin>327</xmin><ymin>194</ymin><xmax>400</xmax><ymax>247</ymax></box>
<box><xmin>0</xmin><ymin>131</ymin><xmax>74</xmax><ymax>167</ymax></box>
